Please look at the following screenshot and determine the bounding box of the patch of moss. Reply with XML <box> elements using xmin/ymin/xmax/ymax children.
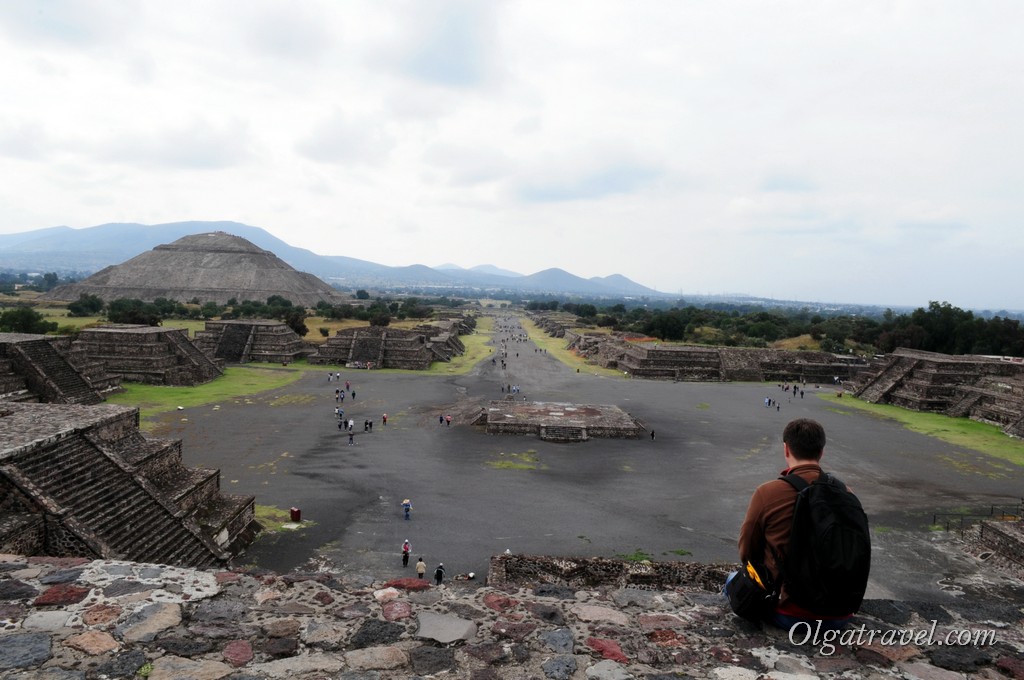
<box><xmin>615</xmin><ymin>549</ymin><xmax>653</xmax><ymax>562</ymax></box>
<box><xmin>486</xmin><ymin>450</ymin><xmax>545</xmax><ymax>470</ymax></box>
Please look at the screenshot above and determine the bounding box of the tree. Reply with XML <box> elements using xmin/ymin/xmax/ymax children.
<box><xmin>370</xmin><ymin>313</ymin><xmax>391</xmax><ymax>327</ymax></box>
<box><xmin>0</xmin><ymin>307</ymin><xmax>59</xmax><ymax>334</ymax></box>
<box><xmin>200</xmin><ymin>301</ymin><xmax>221</xmax><ymax>319</ymax></box>
<box><xmin>355</xmin><ymin>289</ymin><xmax>370</xmax><ymax>300</ymax></box>
<box><xmin>107</xmin><ymin>299</ymin><xmax>162</xmax><ymax>326</ymax></box>
<box><xmin>266</xmin><ymin>295</ymin><xmax>293</xmax><ymax>308</ymax></box>
<box><xmin>283</xmin><ymin>309</ymin><xmax>308</xmax><ymax>336</ymax></box>
<box><xmin>67</xmin><ymin>294</ymin><xmax>105</xmax><ymax>317</ymax></box>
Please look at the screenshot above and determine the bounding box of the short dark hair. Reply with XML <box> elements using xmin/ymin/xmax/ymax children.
<box><xmin>783</xmin><ymin>418</ymin><xmax>826</xmax><ymax>461</ymax></box>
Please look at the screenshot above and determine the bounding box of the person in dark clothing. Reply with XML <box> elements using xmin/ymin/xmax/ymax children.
<box><xmin>434</xmin><ymin>563</ymin><xmax>446</xmax><ymax>586</ymax></box>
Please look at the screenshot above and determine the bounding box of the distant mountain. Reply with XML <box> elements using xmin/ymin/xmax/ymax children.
<box><xmin>470</xmin><ymin>264</ymin><xmax>522</xmax><ymax>278</ymax></box>
<box><xmin>0</xmin><ymin>221</ymin><xmax>667</xmax><ymax>299</ymax></box>
<box><xmin>434</xmin><ymin>263</ymin><xmax>522</xmax><ymax>278</ymax></box>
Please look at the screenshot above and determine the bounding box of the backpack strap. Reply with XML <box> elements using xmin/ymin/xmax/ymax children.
<box><xmin>778</xmin><ymin>472</ymin><xmax>811</xmax><ymax>492</ymax></box>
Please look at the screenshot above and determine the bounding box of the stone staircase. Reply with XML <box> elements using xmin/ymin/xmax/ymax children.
<box><xmin>539</xmin><ymin>425</ymin><xmax>588</xmax><ymax>442</ymax></box>
<box><xmin>163</xmin><ymin>328</ymin><xmax>223</xmax><ymax>383</ymax></box>
<box><xmin>854</xmin><ymin>355</ymin><xmax>919</xmax><ymax>402</ymax></box>
<box><xmin>945</xmin><ymin>390</ymin><xmax>983</xmax><ymax>418</ymax></box>
<box><xmin>2</xmin><ymin>435</ymin><xmax>224</xmax><ymax>567</ymax></box>
<box><xmin>348</xmin><ymin>331</ymin><xmax>386</xmax><ymax>367</ymax></box>
<box><xmin>214</xmin><ymin>323</ymin><xmax>254</xmax><ymax>362</ymax></box>
<box><xmin>8</xmin><ymin>339</ymin><xmax>102</xmax><ymax>404</ymax></box>
<box><xmin>0</xmin><ymin>403</ymin><xmax>259</xmax><ymax>568</ymax></box>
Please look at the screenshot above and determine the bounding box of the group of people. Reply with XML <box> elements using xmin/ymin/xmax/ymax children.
<box><xmin>400</xmin><ymin>517</ymin><xmax>451</xmax><ymax>585</ymax></box>
<box><xmin>328</xmin><ymin>374</ymin><xmax>391</xmax><ymax>445</ymax></box>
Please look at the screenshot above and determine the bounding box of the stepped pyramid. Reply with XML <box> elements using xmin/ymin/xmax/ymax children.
<box><xmin>0</xmin><ymin>402</ymin><xmax>258</xmax><ymax>567</ymax></box>
<box><xmin>45</xmin><ymin>231</ymin><xmax>344</xmax><ymax>307</ymax></box>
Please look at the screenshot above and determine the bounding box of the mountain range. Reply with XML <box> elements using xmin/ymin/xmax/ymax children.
<box><xmin>0</xmin><ymin>221</ymin><xmax>666</xmax><ymax>299</ymax></box>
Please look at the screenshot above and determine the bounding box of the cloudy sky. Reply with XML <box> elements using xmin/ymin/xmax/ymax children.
<box><xmin>0</xmin><ymin>2</ymin><xmax>1021</xmax><ymax>310</ymax></box>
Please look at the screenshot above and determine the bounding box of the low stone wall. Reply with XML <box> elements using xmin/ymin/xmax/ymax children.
<box><xmin>0</xmin><ymin>514</ymin><xmax>44</xmax><ymax>555</ymax></box>
<box><xmin>978</xmin><ymin>520</ymin><xmax>1024</xmax><ymax>567</ymax></box>
<box><xmin>487</xmin><ymin>554</ymin><xmax>733</xmax><ymax>592</ymax></box>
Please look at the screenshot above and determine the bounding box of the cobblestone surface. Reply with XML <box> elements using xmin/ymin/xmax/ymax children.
<box><xmin>0</xmin><ymin>552</ymin><xmax>1022</xmax><ymax>679</ymax></box>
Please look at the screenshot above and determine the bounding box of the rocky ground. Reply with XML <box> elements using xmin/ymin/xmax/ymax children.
<box><xmin>1</xmin><ymin>552</ymin><xmax>1023</xmax><ymax>680</ymax></box>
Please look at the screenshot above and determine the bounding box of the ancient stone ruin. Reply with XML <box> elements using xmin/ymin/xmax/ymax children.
<box><xmin>0</xmin><ymin>333</ymin><xmax>120</xmax><ymax>405</ymax></box>
<box><xmin>0</xmin><ymin>402</ymin><xmax>259</xmax><ymax>567</ymax></box>
<box><xmin>44</xmin><ymin>231</ymin><xmax>346</xmax><ymax>307</ymax></box>
<box><xmin>475</xmin><ymin>400</ymin><xmax>643</xmax><ymax>442</ymax></box>
<box><xmin>851</xmin><ymin>348</ymin><xmax>1024</xmax><ymax>438</ymax></box>
<box><xmin>561</xmin><ymin>329</ymin><xmax>864</xmax><ymax>383</ymax></box>
<box><xmin>73</xmin><ymin>325</ymin><xmax>223</xmax><ymax>386</ymax></box>
<box><xmin>308</xmin><ymin>321</ymin><xmax>470</xmax><ymax>369</ymax></box>
<box><xmin>193</xmin><ymin>319</ymin><xmax>311</xmax><ymax>364</ymax></box>
<box><xmin>487</xmin><ymin>553</ymin><xmax>731</xmax><ymax>591</ymax></box>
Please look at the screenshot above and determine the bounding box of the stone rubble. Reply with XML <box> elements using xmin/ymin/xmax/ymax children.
<box><xmin>0</xmin><ymin>553</ymin><xmax>1022</xmax><ymax>680</ymax></box>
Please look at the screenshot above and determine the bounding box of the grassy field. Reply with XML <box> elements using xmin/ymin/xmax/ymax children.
<box><xmin>821</xmin><ymin>393</ymin><xmax>1024</xmax><ymax>467</ymax></box>
<box><xmin>771</xmin><ymin>334</ymin><xmax>821</xmax><ymax>351</ymax></box>
<box><xmin>106</xmin><ymin>364</ymin><xmax>307</xmax><ymax>424</ymax></box>
<box><xmin>520</xmin><ymin>318</ymin><xmax>626</xmax><ymax>379</ymax></box>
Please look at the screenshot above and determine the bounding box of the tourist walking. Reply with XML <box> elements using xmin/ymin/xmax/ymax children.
<box><xmin>434</xmin><ymin>563</ymin><xmax>446</xmax><ymax>586</ymax></box>
<box><xmin>402</xmin><ymin>540</ymin><xmax>411</xmax><ymax>567</ymax></box>
<box><xmin>416</xmin><ymin>557</ymin><xmax>426</xmax><ymax>579</ymax></box>
<box><xmin>348</xmin><ymin>431</ymin><xmax>354</xmax><ymax>446</ymax></box>
<box><xmin>402</xmin><ymin>499</ymin><xmax>413</xmax><ymax>520</ymax></box>
<box><xmin>382</xmin><ymin>413</ymin><xmax>388</xmax><ymax>426</ymax></box>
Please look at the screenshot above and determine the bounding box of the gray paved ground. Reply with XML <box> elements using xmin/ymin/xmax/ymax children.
<box><xmin>156</xmin><ymin>316</ymin><xmax>1024</xmax><ymax>603</ymax></box>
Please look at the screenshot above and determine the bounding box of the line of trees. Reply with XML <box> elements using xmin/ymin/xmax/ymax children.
<box><xmin>546</xmin><ymin>300</ymin><xmax>1024</xmax><ymax>357</ymax></box>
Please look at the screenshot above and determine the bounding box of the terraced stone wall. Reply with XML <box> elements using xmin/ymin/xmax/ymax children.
<box><xmin>74</xmin><ymin>326</ymin><xmax>221</xmax><ymax>386</ymax></box>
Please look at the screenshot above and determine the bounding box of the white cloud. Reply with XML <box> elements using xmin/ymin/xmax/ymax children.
<box><xmin>294</xmin><ymin>111</ymin><xmax>394</xmax><ymax>165</ymax></box>
<box><xmin>0</xmin><ymin>1</ymin><xmax>1021</xmax><ymax>310</ymax></box>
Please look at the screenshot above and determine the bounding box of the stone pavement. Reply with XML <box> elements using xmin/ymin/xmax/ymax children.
<box><xmin>1</xmin><ymin>553</ymin><xmax>1022</xmax><ymax>680</ymax></box>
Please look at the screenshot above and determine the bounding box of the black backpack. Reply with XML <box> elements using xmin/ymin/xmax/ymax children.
<box><xmin>778</xmin><ymin>472</ymin><xmax>871</xmax><ymax>616</ymax></box>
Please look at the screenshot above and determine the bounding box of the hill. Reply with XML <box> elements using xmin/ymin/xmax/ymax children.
<box><xmin>0</xmin><ymin>221</ymin><xmax>665</xmax><ymax>299</ymax></box>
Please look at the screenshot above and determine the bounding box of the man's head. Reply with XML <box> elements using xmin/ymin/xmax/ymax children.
<box><xmin>783</xmin><ymin>418</ymin><xmax>826</xmax><ymax>462</ymax></box>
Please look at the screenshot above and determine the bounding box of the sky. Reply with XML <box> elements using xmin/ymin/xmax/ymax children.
<box><xmin>0</xmin><ymin>2</ymin><xmax>1021</xmax><ymax>311</ymax></box>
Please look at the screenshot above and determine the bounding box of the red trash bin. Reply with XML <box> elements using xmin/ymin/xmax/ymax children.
<box><xmin>289</xmin><ymin>507</ymin><xmax>301</xmax><ymax>522</ymax></box>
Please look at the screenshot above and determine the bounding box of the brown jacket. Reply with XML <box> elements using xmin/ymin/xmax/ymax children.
<box><xmin>738</xmin><ymin>462</ymin><xmax>822</xmax><ymax>607</ymax></box>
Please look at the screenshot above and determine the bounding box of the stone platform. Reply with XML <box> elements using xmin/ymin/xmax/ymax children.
<box><xmin>479</xmin><ymin>400</ymin><xmax>643</xmax><ymax>442</ymax></box>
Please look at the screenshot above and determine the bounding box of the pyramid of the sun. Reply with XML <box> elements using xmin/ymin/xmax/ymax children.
<box><xmin>46</xmin><ymin>231</ymin><xmax>344</xmax><ymax>307</ymax></box>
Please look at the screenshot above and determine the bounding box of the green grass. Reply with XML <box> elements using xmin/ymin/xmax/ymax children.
<box><xmin>106</xmin><ymin>365</ymin><xmax>306</xmax><ymax>423</ymax></box>
<box><xmin>255</xmin><ymin>504</ymin><xmax>311</xmax><ymax>532</ymax></box>
<box><xmin>664</xmin><ymin>548</ymin><xmax>692</xmax><ymax>557</ymax></box>
<box><xmin>615</xmin><ymin>548</ymin><xmax>653</xmax><ymax>562</ymax></box>
<box><xmin>519</xmin><ymin>318</ymin><xmax>626</xmax><ymax>379</ymax></box>
<box><xmin>486</xmin><ymin>450</ymin><xmax>544</xmax><ymax>470</ymax></box>
<box><xmin>820</xmin><ymin>394</ymin><xmax>1024</xmax><ymax>467</ymax></box>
